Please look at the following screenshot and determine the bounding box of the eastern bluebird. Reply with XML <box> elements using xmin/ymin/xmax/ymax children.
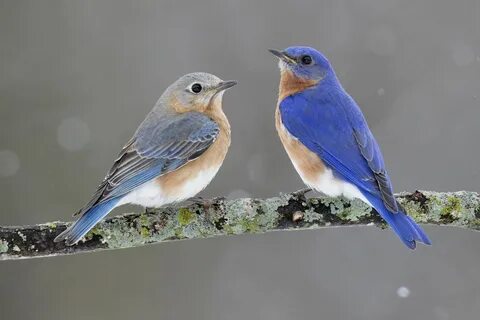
<box><xmin>55</xmin><ymin>73</ymin><xmax>236</xmax><ymax>245</ymax></box>
<box><xmin>270</xmin><ymin>46</ymin><xmax>431</xmax><ymax>249</ymax></box>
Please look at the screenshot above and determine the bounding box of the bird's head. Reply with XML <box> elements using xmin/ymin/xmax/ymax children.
<box><xmin>269</xmin><ymin>46</ymin><xmax>333</xmax><ymax>81</ymax></box>
<box><xmin>269</xmin><ymin>47</ymin><xmax>338</xmax><ymax>99</ymax></box>
<box><xmin>161</xmin><ymin>72</ymin><xmax>237</xmax><ymax>113</ymax></box>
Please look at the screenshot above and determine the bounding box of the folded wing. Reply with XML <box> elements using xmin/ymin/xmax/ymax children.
<box><xmin>74</xmin><ymin>112</ymin><xmax>219</xmax><ymax>218</ymax></box>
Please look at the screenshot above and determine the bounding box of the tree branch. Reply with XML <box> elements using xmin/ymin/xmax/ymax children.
<box><xmin>1</xmin><ymin>190</ymin><xmax>479</xmax><ymax>260</ymax></box>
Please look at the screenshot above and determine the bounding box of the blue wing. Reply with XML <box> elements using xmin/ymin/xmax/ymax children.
<box><xmin>279</xmin><ymin>87</ymin><xmax>398</xmax><ymax>213</ymax></box>
<box><xmin>74</xmin><ymin>111</ymin><xmax>219</xmax><ymax>218</ymax></box>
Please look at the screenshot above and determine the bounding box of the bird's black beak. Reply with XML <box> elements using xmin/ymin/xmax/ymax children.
<box><xmin>216</xmin><ymin>80</ymin><xmax>237</xmax><ymax>92</ymax></box>
<box><xmin>268</xmin><ymin>49</ymin><xmax>296</xmax><ymax>64</ymax></box>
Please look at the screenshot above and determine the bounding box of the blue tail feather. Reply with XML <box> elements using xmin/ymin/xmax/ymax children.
<box><xmin>366</xmin><ymin>195</ymin><xmax>431</xmax><ymax>249</ymax></box>
<box><xmin>54</xmin><ymin>197</ymin><xmax>121</xmax><ymax>245</ymax></box>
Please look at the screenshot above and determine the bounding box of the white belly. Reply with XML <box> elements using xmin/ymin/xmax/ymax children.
<box><xmin>290</xmin><ymin>156</ymin><xmax>371</xmax><ymax>205</ymax></box>
<box><xmin>117</xmin><ymin>167</ymin><xmax>220</xmax><ymax>208</ymax></box>
<box><xmin>176</xmin><ymin>166</ymin><xmax>221</xmax><ymax>201</ymax></box>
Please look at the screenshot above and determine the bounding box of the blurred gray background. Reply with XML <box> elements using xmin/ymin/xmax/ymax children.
<box><xmin>1</xmin><ymin>0</ymin><xmax>480</xmax><ymax>319</ymax></box>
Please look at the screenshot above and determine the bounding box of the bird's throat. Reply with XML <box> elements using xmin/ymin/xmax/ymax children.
<box><xmin>278</xmin><ymin>69</ymin><xmax>318</xmax><ymax>101</ymax></box>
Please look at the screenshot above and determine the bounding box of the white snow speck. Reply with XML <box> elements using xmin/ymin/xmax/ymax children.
<box><xmin>396</xmin><ymin>286</ymin><xmax>410</xmax><ymax>298</ymax></box>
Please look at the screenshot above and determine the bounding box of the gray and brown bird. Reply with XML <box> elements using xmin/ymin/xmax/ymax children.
<box><xmin>55</xmin><ymin>72</ymin><xmax>236</xmax><ymax>245</ymax></box>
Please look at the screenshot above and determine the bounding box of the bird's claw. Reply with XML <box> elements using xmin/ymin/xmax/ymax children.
<box><xmin>145</xmin><ymin>207</ymin><xmax>155</xmax><ymax>214</ymax></box>
<box><xmin>291</xmin><ymin>188</ymin><xmax>312</xmax><ymax>199</ymax></box>
<box><xmin>188</xmin><ymin>196</ymin><xmax>225</xmax><ymax>209</ymax></box>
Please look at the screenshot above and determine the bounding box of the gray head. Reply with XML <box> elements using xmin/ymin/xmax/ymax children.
<box><xmin>157</xmin><ymin>72</ymin><xmax>237</xmax><ymax>113</ymax></box>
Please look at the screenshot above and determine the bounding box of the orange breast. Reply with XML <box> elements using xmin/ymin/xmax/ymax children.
<box><xmin>157</xmin><ymin>105</ymin><xmax>231</xmax><ymax>200</ymax></box>
<box><xmin>275</xmin><ymin>107</ymin><xmax>325</xmax><ymax>187</ymax></box>
<box><xmin>275</xmin><ymin>67</ymin><xmax>324</xmax><ymax>186</ymax></box>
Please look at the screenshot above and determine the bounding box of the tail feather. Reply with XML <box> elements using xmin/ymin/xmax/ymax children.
<box><xmin>54</xmin><ymin>197</ymin><xmax>121</xmax><ymax>245</ymax></box>
<box><xmin>405</xmin><ymin>215</ymin><xmax>432</xmax><ymax>245</ymax></box>
<box><xmin>367</xmin><ymin>196</ymin><xmax>431</xmax><ymax>249</ymax></box>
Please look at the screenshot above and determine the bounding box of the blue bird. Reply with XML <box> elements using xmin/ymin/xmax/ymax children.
<box><xmin>55</xmin><ymin>73</ymin><xmax>236</xmax><ymax>245</ymax></box>
<box><xmin>270</xmin><ymin>46</ymin><xmax>431</xmax><ymax>249</ymax></box>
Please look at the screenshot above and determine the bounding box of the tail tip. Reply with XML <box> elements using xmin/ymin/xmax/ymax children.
<box><xmin>53</xmin><ymin>228</ymin><xmax>79</xmax><ymax>246</ymax></box>
<box><xmin>420</xmin><ymin>234</ymin><xmax>432</xmax><ymax>246</ymax></box>
<box><xmin>397</xmin><ymin>214</ymin><xmax>432</xmax><ymax>249</ymax></box>
<box><xmin>406</xmin><ymin>240</ymin><xmax>416</xmax><ymax>250</ymax></box>
<box><xmin>53</xmin><ymin>231</ymin><xmax>68</xmax><ymax>243</ymax></box>
<box><xmin>404</xmin><ymin>234</ymin><xmax>432</xmax><ymax>250</ymax></box>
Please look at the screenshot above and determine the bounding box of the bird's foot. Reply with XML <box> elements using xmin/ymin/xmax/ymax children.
<box><xmin>188</xmin><ymin>196</ymin><xmax>226</xmax><ymax>210</ymax></box>
<box><xmin>291</xmin><ymin>188</ymin><xmax>312</xmax><ymax>199</ymax></box>
<box><xmin>145</xmin><ymin>207</ymin><xmax>155</xmax><ymax>214</ymax></box>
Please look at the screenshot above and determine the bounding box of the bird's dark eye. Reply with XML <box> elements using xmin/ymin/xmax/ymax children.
<box><xmin>301</xmin><ymin>55</ymin><xmax>313</xmax><ymax>65</ymax></box>
<box><xmin>191</xmin><ymin>83</ymin><xmax>202</xmax><ymax>93</ymax></box>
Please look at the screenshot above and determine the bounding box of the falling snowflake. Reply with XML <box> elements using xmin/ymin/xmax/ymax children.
<box><xmin>396</xmin><ymin>286</ymin><xmax>410</xmax><ymax>298</ymax></box>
